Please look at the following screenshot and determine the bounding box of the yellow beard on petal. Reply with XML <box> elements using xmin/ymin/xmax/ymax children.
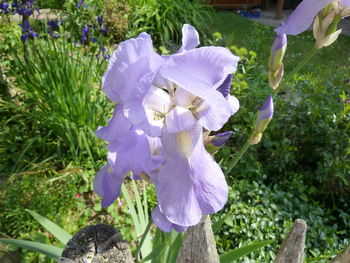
<box><xmin>176</xmin><ymin>131</ymin><xmax>193</xmax><ymax>158</ymax></box>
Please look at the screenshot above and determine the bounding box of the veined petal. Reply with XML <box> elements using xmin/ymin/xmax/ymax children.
<box><xmin>275</xmin><ymin>0</ymin><xmax>333</xmax><ymax>35</ymax></box>
<box><xmin>157</xmin><ymin>125</ymin><xmax>228</xmax><ymax>226</ymax></box>
<box><xmin>160</xmin><ymin>47</ymin><xmax>239</xmax><ymax>89</ymax></box>
<box><xmin>178</xmin><ymin>24</ymin><xmax>200</xmax><ymax>53</ymax></box>
<box><xmin>102</xmin><ymin>33</ymin><xmax>163</xmax><ymax>102</ymax></box>
<box><xmin>165</xmin><ymin>106</ymin><xmax>197</xmax><ymax>133</ymax></box>
<box><xmin>227</xmin><ymin>95</ymin><xmax>240</xmax><ymax>115</ymax></box>
<box><xmin>152</xmin><ymin>206</ymin><xmax>187</xmax><ymax>232</ymax></box>
<box><xmin>94</xmin><ymin>164</ymin><xmax>125</xmax><ymax>207</ymax></box>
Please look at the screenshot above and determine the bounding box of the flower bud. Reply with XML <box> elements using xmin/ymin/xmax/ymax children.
<box><xmin>268</xmin><ymin>32</ymin><xmax>287</xmax><ymax>90</ymax></box>
<box><xmin>250</xmin><ymin>95</ymin><xmax>274</xmax><ymax>145</ymax></box>
<box><xmin>313</xmin><ymin>3</ymin><xmax>343</xmax><ymax>49</ymax></box>
<box><xmin>205</xmin><ymin>131</ymin><xmax>232</xmax><ymax>154</ymax></box>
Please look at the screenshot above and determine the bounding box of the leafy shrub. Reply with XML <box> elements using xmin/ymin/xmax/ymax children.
<box><xmin>213</xmin><ymin>179</ymin><xmax>350</xmax><ymax>262</ymax></box>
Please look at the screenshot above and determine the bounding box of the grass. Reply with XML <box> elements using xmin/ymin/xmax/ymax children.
<box><xmin>210</xmin><ymin>11</ymin><xmax>350</xmax><ymax>72</ymax></box>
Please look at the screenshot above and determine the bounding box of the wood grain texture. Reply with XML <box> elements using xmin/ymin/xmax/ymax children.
<box><xmin>274</xmin><ymin>219</ymin><xmax>307</xmax><ymax>263</ymax></box>
<box><xmin>58</xmin><ymin>224</ymin><xmax>133</xmax><ymax>263</ymax></box>
<box><xmin>176</xmin><ymin>216</ymin><xmax>219</xmax><ymax>263</ymax></box>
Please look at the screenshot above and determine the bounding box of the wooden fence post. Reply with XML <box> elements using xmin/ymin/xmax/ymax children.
<box><xmin>58</xmin><ymin>224</ymin><xmax>133</xmax><ymax>263</ymax></box>
<box><xmin>332</xmin><ymin>245</ymin><xmax>350</xmax><ymax>263</ymax></box>
<box><xmin>274</xmin><ymin>219</ymin><xmax>307</xmax><ymax>263</ymax></box>
<box><xmin>176</xmin><ymin>215</ymin><xmax>220</xmax><ymax>263</ymax></box>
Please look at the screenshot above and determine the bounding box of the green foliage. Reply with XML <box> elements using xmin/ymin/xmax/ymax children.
<box><xmin>10</xmin><ymin>38</ymin><xmax>109</xmax><ymax>162</ymax></box>
<box><xmin>213</xmin><ymin>179</ymin><xmax>349</xmax><ymax>262</ymax></box>
<box><xmin>0</xmin><ymin>238</ymin><xmax>63</xmax><ymax>260</ymax></box>
<box><xmin>220</xmin><ymin>240</ymin><xmax>274</xmax><ymax>263</ymax></box>
<box><xmin>127</xmin><ymin>0</ymin><xmax>213</xmax><ymax>46</ymax></box>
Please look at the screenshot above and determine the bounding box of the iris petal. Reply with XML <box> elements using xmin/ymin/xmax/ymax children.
<box><xmin>275</xmin><ymin>0</ymin><xmax>333</xmax><ymax>35</ymax></box>
<box><xmin>157</xmin><ymin>125</ymin><xmax>228</xmax><ymax>226</ymax></box>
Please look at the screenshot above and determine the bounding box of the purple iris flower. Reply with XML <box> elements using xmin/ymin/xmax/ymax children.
<box><xmin>77</xmin><ymin>0</ymin><xmax>88</xmax><ymax>8</ymax></box>
<box><xmin>94</xmin><ymin>104</ymin><xmax>164</xmax><ymax>207</ymax></box>
<box><xmin>96</xmin><ymin>24</ymin><xmax>240</xmax><ymax>231</ymax></box>
<box><xmin>0</xmin><ymin>2</ymin><xmax>9</xmax><ymax>14</ymax></box>
<box><xmin>19</xmin><ymin>20</ymin><xmax>38</xmax><ymax>42</ymax></box>
<box><xmin>275</xmin><ymin>0</ymin><xmax>350</xmax><ymax>36</ymax></box>
<box><xmin>275</xmin><ymin>0</ymin><xmax>334</xmax><ymax>35</ymax></box>
<box><xmin>47</xmin><ymin>19</ymin><xmax>61</xmax><ymax>38</ymax></box>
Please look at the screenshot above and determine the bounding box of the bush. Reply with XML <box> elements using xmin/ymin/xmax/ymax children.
<box><xmin>213</xmin><ymin>179</ymin><xmax>350</xmax><ymax>262</ymax></box>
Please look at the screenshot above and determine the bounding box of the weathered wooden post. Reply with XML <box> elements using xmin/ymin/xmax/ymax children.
<box><xmin>176</xmin><ymin>216</ymin><xmax>220</xmax><ymax>263</ymax></box>
<box><xmin>58</xmin><ymin>224</ymin><xmax>133</xmax><ymax>263</ymax></box>
<box><xmin>274</xmin><ymin>219</ymin><xmax>307</xmax><ymax>263</ymax></box>
<box><xmin>332</xmin><ymin>245</ymin><xmax>350</xmax><ymax>263</ymax></box>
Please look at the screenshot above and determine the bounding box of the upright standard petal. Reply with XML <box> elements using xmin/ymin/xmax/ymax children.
<box><xmin>177</xmin><ymin>24</ymin><xmax>200</xmax><ymax>53</ymax></box>
<box><xmin>156</xmin><ymin>124</ymin><xmax>228</xmax><ymax>227</ymax></box>
<box><xmin>102</xmin><ymin>33</ymin><xmax>163</xmax><ymax>102</ymax></box>
<box><xmin>275</xmin><ymin>0</ymin><xmax>333</xmax><ymax>35</ymax></box>
<box><xmin>160</xmin><ymin>47</ymin><xmax>239</xmax><ymax>131</ymax></box>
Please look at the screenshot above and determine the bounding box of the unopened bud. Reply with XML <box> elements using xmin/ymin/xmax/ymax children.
<box><xmin>205</xmin><ymin>131</ymin><xmax>232</xmax><ymax>154</ymax></box>
<box><xmin>269</xmin><ymin>63</ymin><xmax>284</xmax><ymax>90</ymax></box>
<box><xmin>313</xmin><ymin>3</ymin><xmax>343</xmax><ymax>49</ymax></box>
<box><xmin>269</xmin><ymin>32</ymin><xmax>287</xmax><ymax>72</ymax></box>
<box><xmin>250</xmin><ymin>95</ymin><xmax>274</xmax><ymax>145</ymax></box>
<box><xmin>268</xmin><ymin>32</ymin><xmax>286</xmax><ymax>90</ymax></box>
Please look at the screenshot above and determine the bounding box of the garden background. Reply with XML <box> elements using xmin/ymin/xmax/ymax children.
<box><xmin>0</xmin><ymin>0</ymin><xmax>349</xmax><ymax>262</ymax></box>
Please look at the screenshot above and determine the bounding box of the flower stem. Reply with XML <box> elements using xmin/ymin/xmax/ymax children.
<box><xmin>225</xmin><ymin>140</ymin><xmax>250</xmax><ymax>176</ymax></box>
<box><xmin>277</xmin><ymin>47</ymin><xmax>318</xmax><ymax>93</ymax></box>
<box><xmin>225</xmin><ymin>48</ymin><xmax>318</xmax><ymax>175</ymax></box>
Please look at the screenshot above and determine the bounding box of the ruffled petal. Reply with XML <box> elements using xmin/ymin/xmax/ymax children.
<box><xmin>94</xmin><ymin>164</ymin><xmax>125</xmax><ymax>207</ymax></box>
<box><xmin>160</xmin><ymin>47</ymin><xmax>238</xmax><ymax>89</ymax></box>
<box><xmin>157</xmin><ymin>125</ymin><xmax>228</xmax><ymax>226</ymax></box>
<box><xmin>275</xmin><ymin>0</ymin><xmax>333</xmax><ymax>35</ymax></box>
<box><xmin>152</xmin><ymin>206</ymin><xmax>188</xmax><ymax>232</ymax></box>
<box><xmin>95</xmin><ymin>104</ymin><xmax>131</xmax><ymax>141</ymax></box>
<box><xmin>102</xmin><ymin>33</ymin><xmax>163</xmax><ymax>103</ymax></box>
<box><xmin>178</xmin><ymin>24</ymin><xmax>200</xmax><ymax>53</ymax></box>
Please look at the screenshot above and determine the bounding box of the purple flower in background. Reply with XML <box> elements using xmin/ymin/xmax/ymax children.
<box><xmin>47</xmin><ymin>19</ymin><xmax>61</xmax><ymax>38</ymax></box>
<box><xmin>96</xmin><ymin>24</ymin><xmax>240</xmax><ymax>231</ymax></box>
<box><xmin>77</xmin><ymin>0</ymin><xmax>88</xmax><ymax>8</ymax></box>
<box><xmin>250</xmin><ymin>95</ymin><xmax>274</xmax><ymax>145</ymax></box>
<box><xmin>80</xmin><ymin>24</ymin><xmax>90</xmax><ymax>43</ymax></box>
<box><xmin>19</xmin><ymin>20</ymin><xmax>38</xmax><ymax>42</ymax></box>
<box><xmin>0</xmin><ymin>2</ymin><xmax>9</xmax><ymax>14</ymax></box>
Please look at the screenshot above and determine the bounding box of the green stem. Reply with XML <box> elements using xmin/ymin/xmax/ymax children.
<box><xmin>225</xmin><ymin>140</ymin><xmax>250</xmax><ymax>176</ymax></box>
<box><xmin>135</xmin><ymin>219</ymin><xmax>153</xmax><ymax>263</ymax></box>
<box><xmin>277</xmin><ymin>47</ymin><xmax>318</xmax><ymax>93</ymax></box>
<box><xmin>225</xmin><ymin>48</ymin><xmax>318</xmax><ymax>175</ymax></box>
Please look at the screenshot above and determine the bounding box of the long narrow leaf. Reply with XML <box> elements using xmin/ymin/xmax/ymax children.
<box><xmin>26</xmin><ymin>209</ymin><xmax>72</xmax><ymax>245</ymax></box>
<box><xmin>220</xmin><ymin>240</ymin><xmax>274</xmax><ymax>263</ymax></box>
<box><xmin>0</xmin><ymin>238</ymin><xmax>63</xmax><ymax>260</ymax></box>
